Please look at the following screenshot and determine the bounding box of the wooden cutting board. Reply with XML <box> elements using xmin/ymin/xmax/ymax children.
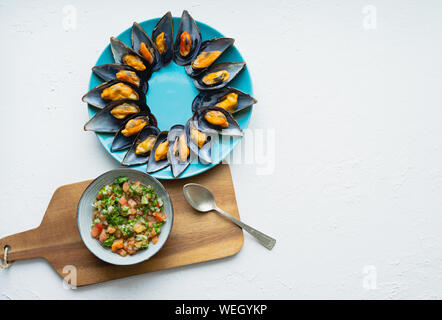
<box><xmin>0</xmin><ymin>164</ymin><xmax>243</xmax><ymax>286</ymax></box>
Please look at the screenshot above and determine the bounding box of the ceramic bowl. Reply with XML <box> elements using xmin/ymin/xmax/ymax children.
<box><xmin>77</xmin><ymin>169</ymin><xmax>173</xmax><ymax>265</ymax></box>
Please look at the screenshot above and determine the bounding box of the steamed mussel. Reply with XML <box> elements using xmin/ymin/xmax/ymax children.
<box><xmin>84</xmin><ymin>99</ymin><xmax>151</xmax><ymax>133</ymax></box>
<box><xmin>192</xmin><ymin>87</ymin><xmax>257</xmax><ymax>114</ymax></box>
<box><xmin>193</xmin><ymin>62</ymin><xmax>246</xmax><ymax>91</ymax></box>
<box><xmin>110</xmin><ymin>37</ymin><xmax>153</xmax><ymax>76</ymax></box>
<box><xmin>92</xmin><ymin>64</ymin><xmax>148</xmax><ymax>94</ymax></box>
<box><xmin>185</xmin><ymin>119</ymin><xmax>212</xmax><ymax>164</ymax></box>
<box><xmin>167</xmin><ymin>125</ymin><xmax>193</xmax><ymax>177</ymax></box>
<box><xmin>193</xmin><ymin>106</ymin><xmax>243</xmax><ymax>136</ymax></box>
<box><xmin>111</xmin><ymin>113</ymin><xmax>157</xmax><ymax>152</ymax></box>
<box><xmin>152</xmin><ymin>12</ymin><xmax>174</xmax><ymax>66</ymax></box>
<box><xmin>185</xmin><ymin>38</ymin><xmax>234</xmax><ymax>78</ymax></box>
<box><xmin>82</xmin><ymin>79</ymin><xmax>145</xmax><ymax>109</ymax></box>
<box><xmin>132</xmin><ymin>22</ymin><xmax>162</xmax><ymax>72</ymax></box>
<box><xmin>146</xmin><ymin>131</ymin><xmax>170</xmax><ymax>173</ymax></box>
<box><xmin>173</xmin><ymin>10</ymin><xmax>202</xmax><ymax>66</ymax></box>
<box><xmin>122</xmin><ymin>126</ymin><xmax>160</xmax><ymax>166</ymax></box>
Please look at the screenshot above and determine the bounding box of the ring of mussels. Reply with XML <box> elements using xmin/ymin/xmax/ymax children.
<box><xmin>83</xmin><ymin>10</ymin><xmax>256</xmax><ymax>178</ymax></box>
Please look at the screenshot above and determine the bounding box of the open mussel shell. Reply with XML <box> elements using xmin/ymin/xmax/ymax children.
<box><xmin>193</xmin><ymin>62</ymin><xmax>246</xmax><ymax>91</ymax></box>
<box><xmin>185</xmin><ymin>38</ymin><xmax>234</xmax><ymax>78</ymax></box>
<box><xmin>192</xmin><ymin>87</ymin><xmax>257</xmax><ymax>114</ymax></box>
<box><xmin>193</xmin><ymin>106</ymin><xmax>243</xmax><ymax>136</ymax></box>
<box><xmin>121</xmin><ymin>126</ymin><xmax>160</xmax><ymax>166</ymax></box>
<box><xmin>146</xmin><ymin>131</ymin><xmax>170</xmax><ymax>173</ymax></box>
<box><xmin>92</xmin><ymin>64</ymin><xmax>148</xmax><ymax>94</ymax></box>
<box><xmin>84</xmin><ymin>99</ymin><xmax>150</xmax><ymax>133</ymax></box>
<box><xmin>111</xmin><ymin>113</ymin><xmax>156</xmax><ymax>152</ymax></box>
<box><xmin>110</xmin><ymin>37</ymin><xmax>152</xmax><ymax>78</ymax></box>
<box><xmin>185</xmin><ymin>119</ymin><xmax>213</xmax><ymax>164</ymax></box>
<box><xmin>167</xmin><ymin>125</ymin><xmax>194</xmax><ymax>178</ymax></box>
<box><xmin>82</xmin><ymin>79</ymin><xmax>145</xmax><ymax>109</ymax></box>
<box><xmin>132</xmin><ymin>22</ymin><xmax>162</xmax><ymax>72</ymax></box>
<box><xmin>173</xmin><ymin>10</ymin><xmax>202</xmax><ymax>66</ymax></box>
<box><xmin>152</xmin><ymin>11</ymin><xmax>174</xmax><ymax>66</ymax></box>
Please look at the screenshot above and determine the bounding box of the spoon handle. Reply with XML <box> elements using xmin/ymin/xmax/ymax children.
<box><xmin>215</xmin><ymin>207</ymin><xmax>276</xmax><ymax>250</ymax></box>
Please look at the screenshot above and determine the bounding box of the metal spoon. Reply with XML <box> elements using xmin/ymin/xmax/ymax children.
<box><xmin>183</xmin><ymin>183</ymin><xmax>276</xmax><ymax>250</ymax></box>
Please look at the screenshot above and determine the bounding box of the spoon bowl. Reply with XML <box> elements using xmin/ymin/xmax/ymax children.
<box><xmin>183</xmin><ymin>183</ymin><xmax>216</xmax><ymax>212</ymax></box>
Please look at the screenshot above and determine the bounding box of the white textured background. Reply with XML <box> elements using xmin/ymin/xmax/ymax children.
<box><xmin>0</xmin><ymin>0</ymin><xmax>441</xmax><ymax>299</ymax></box>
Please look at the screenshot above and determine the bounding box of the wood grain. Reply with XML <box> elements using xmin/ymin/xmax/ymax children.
<box><xmin>0</xmin><ymin>164</ymin><xmax>243</xmax><ymax>286</ymax></box>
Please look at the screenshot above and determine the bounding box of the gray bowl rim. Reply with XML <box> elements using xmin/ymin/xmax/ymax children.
<box><xmin>76</xmin><ymin>168</ymin><xmax>174</xmax><ymax>265</ymax></box>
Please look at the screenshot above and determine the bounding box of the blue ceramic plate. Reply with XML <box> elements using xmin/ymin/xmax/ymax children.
<box><xmin>88</xmin><ymin>17</ymin><xmax>253</xmax><ymax>179</ymax></box>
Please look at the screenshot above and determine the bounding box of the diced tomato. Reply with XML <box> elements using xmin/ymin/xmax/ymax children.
<box><xmin>107</xmin><ymin>226</ymin><xmax>116</xmax><ymax>234</ymax></box>
<box><xmin>156</xmin><ymin>202</ymin><xmax>160</xmax><ymax>208</ymax></box>
<box><xmin>111</xmin><ymin>194</ymin><xmax>115</xmax><ymax>199</ymax></box>
<box><xmin>133</xmin><ymin>222</ymin><xmax>146</xmax><ymax>234</ymax></box>
<box><xmin>118</xmin><ymin>196</ymin><xmax>127</xmax><ymax>206</ymax></box>
<box><xmin>90</xmin><ymin>223</ymin><xmax>102</xmax><ymax>238</ymax></box>
<box><xmin>111</xmin><ymin>239</ymin><xmax>124</xmax><ymax>252</ymax></box>
<box><xmin>97</xmin><ymin>193</ymin><xmax>102</xmax><ymax>200</ymax></box>
<box><xmin>128</xmin><ymin>198</ymin><xmax>137</xmax><ymax>208</ymax></box>
<box><xmin>99</xmin><ymin>230</ymin><xmax>108</xmax><ymax>243</ymax></box>
<box><xmin>152</xmin><ymin>235</ymin><xmax>159</xmax><ymax>244</ymax></box>
<box><xmin>127</xmin><ymin>246</ymin><xmax>136</xmax><ymax>255</ymax></box>
<box><xmin>153</xmin><ymin>212</ymin><xmax>165</xmax><ymax>222</ymax></box>
<box><xmin>117</xmin><ymin>249</ymin><xmax>127</xmax><ymax>257</ymax></box>
<box><xmin>123</xmin><ymin>181</ymin><xmax>129</xmax><ymax>193</ymax></box>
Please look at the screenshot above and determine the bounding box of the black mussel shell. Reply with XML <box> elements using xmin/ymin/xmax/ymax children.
<box><xmin>191</xmin><ymin>87</ymin><xmax>257</xmax><ymax>114</ymax></box>
<box><xmin>152</xmin><ymin>11</ymin><xmax>174</xmax><ymax>66</ymax></box>
<box><xmin>185</xmin><ymin>38</ymin><xmax>234</xmax><ymax>77</ymax></box>
<box><xmin>110</xmin><ymin>37</ymin><xmax>153</xmax><ymax>78</ymax></box>
<box><xmin>111</xmin><ymin>113</ymin><xmax>156</xmax><ymax>152</ymax></box>
<box><xmin>185</xmin><ymin>119</ymin><xmax>213</xmax><ymax>164</ymax></box>
<box><xmin>84</xmin><ymin>99</ymin><xmax>150</xmax><ymax>133</ymax></box>
<box><xmin>92</xmin><ymin>64</ymin><xmax>148</xmax><ymax>94</ymax></box>
<box><xmin>146</xmin><ymin>131</ymin><xmax>170</xmax><ymax>173</ymax></box>
<box><xmin>82</xmin><ymin>79</ymin><xmax>145</xmax><ymax>109</ymax></box>
<box><xmin>147</xmin><ymin>112</ymin><xmax>158</xmax><ymax>128</ymax></box>
<box><xmin>193</xmin><ymin>106</ymin><xmax>243</xmax><ymax>136</ymax></box>
<box><xmin>122</xmin><ymin>126</ymin><xmax>160</xmax><ymax>166</ymax></box>
<box><xmin>131</xmin><ymin>22</ymin><xmax>162</xmax><ymax>72</ymax></box>
<box><xmin>167</xmin><ymin>124</ymin><xmax>193</xmax><ymax>178</ymax></box>
<box><xmin>193</xmin><ymin>62</ymin><xmax>246</xmax><ymax>91</ymax></box>
<box><xmin>173</xmin><ymin>10</ymin><xmax>202</xmax><ymax>66</ymax></box>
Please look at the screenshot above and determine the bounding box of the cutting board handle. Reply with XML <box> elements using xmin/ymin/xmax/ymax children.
<box><xmin>0</xmin><ymin>226</ymin><xmax>46</xmax><ymax>262</ymax></box>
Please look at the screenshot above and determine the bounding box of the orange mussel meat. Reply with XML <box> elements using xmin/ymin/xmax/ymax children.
<box><xmin>179</xmin><ymin>32</ymin><xmax>192</xmax><ymax>57</ymax></box>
